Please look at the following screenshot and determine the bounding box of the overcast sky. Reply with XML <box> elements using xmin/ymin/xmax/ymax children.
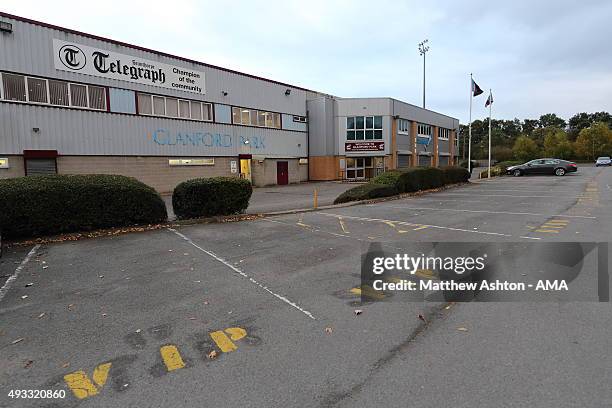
<box><xmin>4</xmin><ymin>0</ymin><xmax>612</xmax><ymax>123</ymax></box>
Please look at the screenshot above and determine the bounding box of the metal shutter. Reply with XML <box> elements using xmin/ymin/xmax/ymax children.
<box><xmin>398</xmin><ymin>155</ymin><xmax>411</xmax><ymax>168</ymax></box>
<box><xmin>26</xmin><ymin>158</ymin><xmax>56</xmax><ymax>175</ymax></box>
<box><xmin>439</xmin><ymin>156</ymin><xmax>449</xmax><ymax>166</ymax></box>
<box><xmin>418</xmin><ymin>155</ymin><xmax>431</xmax><ymax>167</ymax></box>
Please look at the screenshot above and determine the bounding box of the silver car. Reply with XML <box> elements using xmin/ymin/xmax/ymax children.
<box><xmin>595</xmin><ymin>156</ymin><xmax>611</xmax><ymax>167</ymax></box>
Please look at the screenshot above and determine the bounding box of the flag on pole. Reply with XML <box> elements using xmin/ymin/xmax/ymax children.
<box><xmin>472</xmin><ymin>79</ymin><xmax>484</xmax><ymax>96</ymax></box>
<box><xmin>485</xmin><ymin>91</ymin><xmax>493</xmax><ymax>107</ymax></box>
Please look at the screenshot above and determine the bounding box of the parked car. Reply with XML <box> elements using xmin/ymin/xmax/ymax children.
<box><xmin>506</xmin><ymin>159</ymin><xmax>578</xmax><ymax>177</ymax></box>
<box><xmin>595</xmin><ymin>156</ymin><xmax>611</xmax><ymax>167</ymax></box>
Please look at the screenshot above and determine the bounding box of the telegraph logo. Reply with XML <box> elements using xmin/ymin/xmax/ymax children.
<box><xmin>59</xmin><ymin>44</ymin><xmax>86</xmax><ymax>70</ymax></box>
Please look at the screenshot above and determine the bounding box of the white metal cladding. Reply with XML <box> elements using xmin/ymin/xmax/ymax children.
<box><xmin>0</xmin><ymin>103</ymin><xmax>307</xmax><ymax>157</ymax></box>
<box><xmin>306</xmin><ymin>96</ymin><xmax>336</xmax><ymax>157</ymax></box>
<box><xmin>0</xmin><ymin>15</ymin><xmax>318</xmax><ymax>115</ymax></box>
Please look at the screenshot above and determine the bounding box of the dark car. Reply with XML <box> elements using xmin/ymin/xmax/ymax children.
<box><xmin>506</xmin><ymin>159</ymin><xmax>577</xmax><ymax>177</ymax></box>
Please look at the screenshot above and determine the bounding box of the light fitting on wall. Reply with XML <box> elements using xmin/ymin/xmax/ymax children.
<box><xmin>0</xmin><ymin>21</ymin><xmax>12</xmax><ymax>33</ymax></box>
<box><xmin>285</xmin><ymin>89</ymin><xmax>291</xmax><ymax>96</ymax></box>
<box><xmin>32</xmin><ymin>127</ymin><xmax>40</xmax><ymax>133</ymax></box>
<box><xmin>221</xmin><ymin>91</ymin><xmax>228</xmax><ymax>96</ymax></box>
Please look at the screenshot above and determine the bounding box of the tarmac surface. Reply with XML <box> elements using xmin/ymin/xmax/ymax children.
<box><xmin>1</xmin><ymin>166</ymin><xmax>611</xmax><ymax>407</ymax></box>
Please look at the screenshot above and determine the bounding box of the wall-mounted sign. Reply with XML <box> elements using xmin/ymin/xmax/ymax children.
<box><xmin>53</xmin><ymin>39</ymin><xmax>206</xmax><ymax>94</ymax></box>
<box><xmin>345</xmin><ymin>141</ymin><xmax>385</xmax><ymax>152</ymax></box>
<box><xmin>230</xmin><ymin>160</ymin><xmax>238</xmax><ymax>173</ymax></box>
<box><xmin>416</xmin><ymin>135</ymin><xmax>431</xmax><ymax>145</ymax></box>
<box><xmin>0</xmin><ymin>158</ymin><xmax>8</xmax><ymax>169</ymax></box>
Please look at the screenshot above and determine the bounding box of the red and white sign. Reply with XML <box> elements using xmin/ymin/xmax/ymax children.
<box><xmin>345</xmin><ymin>141</ymin><xmax>385</xmax><ymax>152</ymax></box>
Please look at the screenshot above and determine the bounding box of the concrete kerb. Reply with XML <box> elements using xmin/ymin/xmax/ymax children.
<box><xmin>4</xmin><ymin>182</ymin><xmax>469</xmax><ymax>247</ymax></box>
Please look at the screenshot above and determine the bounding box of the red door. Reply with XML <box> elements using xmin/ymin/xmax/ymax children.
<box><xmin>277</xmin><ymin>161</ymin><xmax>289</xmax><ymax>185</ymax></box>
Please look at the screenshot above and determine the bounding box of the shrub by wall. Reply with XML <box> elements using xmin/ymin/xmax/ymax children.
<box><xmin>371</xmin><ymin>170</ymin><xmax>403</xmax><ymax>186</ymax></box>
<box><xmin>396</xmin><ymin>167</ymin><xmax>445</xmax><ymax>193</ymax></box>
<box><xmin>172</xmin><ymin>177</ymin><xmax>252</xmax><ymax>219</ymax></box>
<box><xmin>0</xmin><ymin>175</ymin><xmax>167</xmax><ymax>239</ymax></box>
<box><xmin>333</xmin><ymin>183</ymin><xmax>398</xmax><ymax>204</ymax></box>
<box><xmin>440</xmin><ymin>166</ymin><xmax>471</xmax><ymax>184</ymax></box>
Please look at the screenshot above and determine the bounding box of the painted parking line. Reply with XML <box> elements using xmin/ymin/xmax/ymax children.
<box><xmin>160</xmin><ymin>345</ymin><xmax>186</xmax><ymax>372</ymax></box>
<box><xmin>64</xmin><ymin>362</ymin><xmax>111</xmax><ymax>399</ymax></box>
<box><xmin>381</xmin><ymin>206</ymin><xmax>596</xmax><ymax>220</ymax></box>
<box><xmin>318</xmin><ymin>212</ymin><xmax>513</xmax><ymax>238</ymax></box>
<box><xmin>534</xmin><ymin>219</ymin><xmax>570</xmax><ymax>234</ymax></box>
<box><xmin>167</xmin><ymin>228</ymin><xmax>316</xmax><ymax>320</ymax></box>
<box><xmin>0</xmin><ymin>244</ymin><xmax>40</xmax><ymax>302</ymax></box>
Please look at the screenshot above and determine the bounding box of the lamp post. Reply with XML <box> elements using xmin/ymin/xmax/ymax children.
<box><xmin>418</xmin><ymin>39</ymin><xmax>430</xmax><ymax>109</ymax></box>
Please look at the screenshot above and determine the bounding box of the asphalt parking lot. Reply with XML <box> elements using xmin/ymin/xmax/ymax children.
<box><xmin>1</xmin><ymin>167</ymin><xmax>611</xmax><ymax>407</ymax></box>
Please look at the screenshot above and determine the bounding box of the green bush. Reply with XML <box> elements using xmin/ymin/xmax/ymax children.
<box><xmin>333</xmin><ymin>183</ymin><xmax>398</xmax><ymax>204</ymax></box>
<box><xmin>0</xmin><ymin>175</ymin><xmax>167</xmax><ymax>239</ymax></box>
<box><xmin>440</xmin><ymin>166</ymin><xmax>471</xmax><ymax>184</ymax></box>
<box><xmin>396</xmin><ymin>167</ymin><xmax>445</xmax><ymax>193</ymax></box>
<box><xmin>371</xmin><ymin>170</ymin><xmax>403</xmax><ymax>186</ymax></box>
<box><xmin>172</xmin><ymin>177</ymin><xmax>252</xmax><ymax>219</ymax></box>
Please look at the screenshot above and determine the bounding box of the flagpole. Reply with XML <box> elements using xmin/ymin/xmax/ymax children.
<box><xmin>488</xmin><ymin>89</ymin><xmax>492</xmax><ymax>179</ymax></box>
<box><xmin>468</xmin><ymin>73</ymin><xmax>473</xmax><ymax>173</ymax></box>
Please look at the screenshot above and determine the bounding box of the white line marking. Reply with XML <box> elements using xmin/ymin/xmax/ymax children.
<box><xmin>382</xmin><ymin>206</ymin><xmax>597</xmax><ymax>219</ymax></box>
<box><xmin>167</xmin><ymin>228</ymin><xmax>315</xmax><ymax>320</ymax></box>
<box><xmin>0</xmin><ymin>245</ymin><xmax>40</xmax><ymax>302</ymax></box>
<box><xmin>519</xmin><ymin>236</ymin><xmax>542</xmax><ymax>240</ymax></box>
<box><xmin>318</xmin><ymin>212</ymin><xmax>512</xmax><ymax>237</ymax></box>
<box><xmin>438</xmin><ymin>193</ymin><xmax>559</xmax><ymax>198</ymax></box>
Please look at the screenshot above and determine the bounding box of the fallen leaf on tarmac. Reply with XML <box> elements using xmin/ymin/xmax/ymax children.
<box><xmin>68</xmin><ymin>304</ymin><xmax>75</xmax><ymax>309</ymax></box>
<box><xmin>168</xmin><ymin>250</ymin><xmax>173</xmax><ymax>252</ymax></box>
<box><xmin>24</xmin><ymin>360</ymin><xmax>33</xmax><ymax>368</ymax></box>
<box><xmin>21</xmin><ymin>295</ymin><xmax>29</xmax><ymax>300</ymax></box>
<box><xmin>11</xmin><ymin>338</ymin><xmax>24</xmax><ymax>345</ymax></box>
<box><xmin>457</xmin><ymin>327</ymin><xmax>469</xmax><ymax>332</ymax></box>
<box><xmin>101</xmin><ymin>313</ymin><xmax>107</xmax><ymax>317</ymax></box>
<box><xmin>135</xmin><ymin>329</ymin><xmax>141</xmax><ymax>333</ymax></box>
<box><xmin>188</xmin><ymin>317</ymin><xmax>196</xmax><ymax>320</ymax></box>
<box><xmin>37</xmin><ymin>313</ymin><xmax>46</xmax><ymax>319</ymax></box>
<box><xmin>203</xmin><ymin>301</ymin><xmax>209</xmax><ymax>305</ymax></box>
<box><xmin>418</xmin><ymin>314</ymin><xmax>427</xmax><ymax>323</ymax></box>
<box><xmin>25</xmin><ymin>283</ymin><xmax>34</xmax><ymax>287</ymax></box>
<box><xmin>444</xmin><ymin>304</ymin><xmax>452</xmax><ymax>310</ymax></box>
<box><xmin>354</xmin><ymin>309</ymin><xmax>363</xmax><ymax>316</ymax></box>
<box><xmin>62</xmin><ymin>363</ymin><xmax>70</xmax><ymax>368</ymax></box>
<box><xmin>98</xmin><ymin>275</ymin><xmax>104</xmax><ymax>279</ymax></box>
<box><xmin>207</xmin><ymin>350</ymin><xmax>218</xmax><ymax>359</ymax></box>
<box><xmin>325</xmin><ymin>327</ymin><xmax>333</xmax><ymax>334</ymax></box>
<box><xmin>194</xmin><ymin>280</ymin><xmax>201</xmax><ymax>283</ymax></box>
<box><xmin>42</xmin><ymin>266</ymin><xmax>49</xmax><ymax>269</ymax></box>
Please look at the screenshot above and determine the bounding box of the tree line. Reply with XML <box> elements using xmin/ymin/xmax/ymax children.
<box><xmin>458</xmin><ymin>112</ymin><xmax>612</xmax><ymax>162</ymax></box>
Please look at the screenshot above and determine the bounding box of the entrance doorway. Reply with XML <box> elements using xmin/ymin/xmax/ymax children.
<box><xmin>239</xmin><ymin>158</ymin><xmax>252</xmax><ymax>181</ymax></box>
<box><xmin>277</xmin><ymin>161</ymin><xmax>288</xmax><ymax>185</ymax></box>
<box><xmin>345</xmin><ymin>157</ymin><xmax>365</xmax><ymax>180</ymax></box>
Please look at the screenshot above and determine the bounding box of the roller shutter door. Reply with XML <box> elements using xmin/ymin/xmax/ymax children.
<box><xmin>438</xmin><ymin>156</ymin><xmax>450</xmax><ymax>166</ymax></box>
<box><xmin>418</xmin><ymin>155</ymin><xmax>431</xmax><ymax>167</ymax></box>
<box><xmin>398</xmin><ymin>155</ymin><xmax>411</xmax><ymax>168</ymax></box>
<box><xmin>26</xmin><ymin>158</ymin><xmax>57</xmax><ymax>175</ymax></box>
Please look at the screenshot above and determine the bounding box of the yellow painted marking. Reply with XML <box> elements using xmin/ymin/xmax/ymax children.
<box><xmin>397</xmin><ymin>229</ymin><xmax>409</xmax><ymax>234</ymax></box>
<box><xmin>414</xmin><ymin>269</ymin><xmax>437</xmax><ymax>279</ymax></box>
<box><xmin>541</xmin><ymin>225</ymin><xmax>565</xmax><ymax>229</ymax></box>
<box><xmin>160</xmin><ymin>345</ymin><xmax>186</xmax><ymax>371</ymax></box>
<box><xmin>349</xmin><ymin>285</ymin><xmax>385</xmax><ymax>300</ymax></box>
<box><xmin>224</xmin><ymin>327</ymin><xmax>247</xmax><ymax>342</ymax></box>
<box><xmin>535</xmin><ymin>229</ymin><xmax>560</xmax><ymax>233</ymax></box>
<box><xmin>210</xmin><ymin>331</ymin><xmax>238</xmax><ymax>352</ymax></box>
<box><xmin>385</xmin><ymin>276</ymin><xmax>404</xmax><ymax>283</ymax></box>
<box><xmin>413</xmin><ymin>225</ymin><xmax>429</xmax><ymax>231</ymax></box>
<box><xmin>64</xmin><ymin>363</ymin><xmax>111</xmax><ymax>399</ymax></box>
<box><xmin>338</xmin><ymin>217</ymin><xmax>349</xmax><ymax>233</ymax></box>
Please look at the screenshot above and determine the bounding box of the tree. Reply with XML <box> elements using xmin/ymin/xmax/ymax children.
<box><xmin>522</xmin><ymin>119</ymin><xmax>539</xmax><ymax>136</ymax></box>
<box><xmin>543</xmin><ymin>129</ymin><xmax>573</xmax><ymax>159</ymax></box>
<box><xmin>574</xmin><ymin>122</ymin><xmax>612</xmax><ymax>160</ymax></box>
<box><xmin>539</xmin><ymin>113</ymin><xmax>566</xmax><ymax>129</ymax></box>
<box><xmin>491</xmin><ymin>146</ymin><xmax>514</xmax><ymax>162</ymax></box>
<box><xmin>512</xmin><ymin>135</ymin><xmax>540</xmax><ymax>162</ymax></box>
<box><xmin>568</xmin><ymin>112</ymin><xmax>612</xmax><ymax>141</ymax></box>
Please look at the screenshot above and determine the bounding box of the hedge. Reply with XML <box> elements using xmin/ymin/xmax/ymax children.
<box><xmin>333</xmin><ymin>166</ymin><xmax>469</xmax><ymax>204</ymax></box>
<box><xmin>172</xmin><ymin>177</ymin><xmax>252</xmax><ymax>219</ymax></box>
<box><xmin>0</xmin><ymin>175</ymin><xmax>167</xmax><ymax>239</ymax></box>
<box><xmin>333</xmin><ymin>183</ymin><xmax>398</xmax><ymax>204</ymax></box>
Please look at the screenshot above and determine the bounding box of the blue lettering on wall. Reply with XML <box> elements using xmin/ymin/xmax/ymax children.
<box><xmin>147</xmin><ymin>129</ymin><xmax>268</xmax><ymax>150</ymax></box>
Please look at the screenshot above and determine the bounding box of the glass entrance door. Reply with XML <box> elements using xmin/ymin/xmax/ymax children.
<box><xmin>346</xmin><ymin>157</ymin><xmax>365</xmax><ymax>180</ymax></box>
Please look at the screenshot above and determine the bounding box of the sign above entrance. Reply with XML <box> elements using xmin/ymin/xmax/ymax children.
<box><xmin>345</xmin><ymin>141</ymin><xmax>385</xmax><ymax>152</ymax></box>
<box><xmin>53</xmin><ymin>39</ymin><xmax>206</xmax><ymax>94</ymax></box>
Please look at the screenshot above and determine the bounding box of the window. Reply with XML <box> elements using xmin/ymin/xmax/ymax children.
<box><xmin>293</xmin><ymin>115</ymin><xmax>307</xmax><ymax>123</ymax></box>
<box><xmin>136</xmin><ymin>92</ymin><xmax>212</xmax><ymax>121</ymax></box>
<box><xmin>231</xmin><ymin>106</ymin><xmax>281</xmax><ymax>129</ymax></box>
<box><xmin>49</xmin><ymin>80</ymin><xmax>69</xmax><ymax>106</ymax></box>
<box><xmin>169</xmin><ymin>158</ymin><xmax>215</xmax><ymax>166</ymax></box>
<box><xmin>439</xmin><ymin>128</ymin><xmax>450</xmax><ymax>140</ymax></box>
<box><xmin>2</xmin><ymin>73</ymin><xmax>26</xmax><ymax>101</ymax></box>
<box><xmin>70</xmin><ymin>83</ymin><xmax>88</xmax><ymax>108</ymax></box>
<box><xmin>1</xmin><ymin>73</ymin><xmax>107</xmax><ymax>110</ymax></box>
<box><xmin>398</xmin><ymin>119</ymin><xmax>410</xmax><ymax>133</ymax></box>
<box><xmin>417</xmin><ymin>123</ymin><xmax>432</xmax><ymax>136</ymax></box>
<box><xmin>88</xmin><ymin>86</ymin><xmax>106</xmax><ymax>110</ymax></box>
<box><xmin>346</xmin><ymin>116</ymin><xmax>383</xmax><ymax>140</ymax></box>
<box><xmin>27</xmin><ymin>77</ymin><xmax>48</xmax><ymax>103</ymax></box>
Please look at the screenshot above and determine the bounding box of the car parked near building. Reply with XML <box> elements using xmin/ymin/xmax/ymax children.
<box><xmin>595</xmin><ymin>157</ymin><xmax>611</xmax><ymax>166</ymax></box>
<box><xmin>506</xmin><ymin>159</ymin><xmax>578</xmax><ymax>177</ymax></box>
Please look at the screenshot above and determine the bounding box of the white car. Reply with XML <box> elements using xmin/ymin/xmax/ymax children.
<box><xmin>595</xmin><ymin>157</ymin><xmax>611</xmax><ymax>167</ymax></box>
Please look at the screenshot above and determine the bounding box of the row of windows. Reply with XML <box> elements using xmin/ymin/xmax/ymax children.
<box><xmin>137</xmin><ymin>93</ymin><xmax>212</xmax><ymax>121</ymax></box>
<box><xmin>398</xmin><ymin>119</ymin><xmax>410</xmax><ymax>133</ymax></box>
<box><xmin>439</xmin><ymin>128</ymin><xmax>450</xmax><ymax>140</ymax></box>
<box><xmin>347</xmin><ymin>116</ymin><xmax>383</xmax><ymax>140</ymax></box>
<box><xmin>232</xmin><ymin>107</ymin><xmax>281</xmax><ymax>129</ymax></box>
<box><xmin>1</xmin><ymin>73</ymin><xmax>107</xmax><ymax>110</ymax></box>
<box><xmin>417</xmin><ymin>123</ymin><xmax>432</xmax><ymax>136</ymax></box>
